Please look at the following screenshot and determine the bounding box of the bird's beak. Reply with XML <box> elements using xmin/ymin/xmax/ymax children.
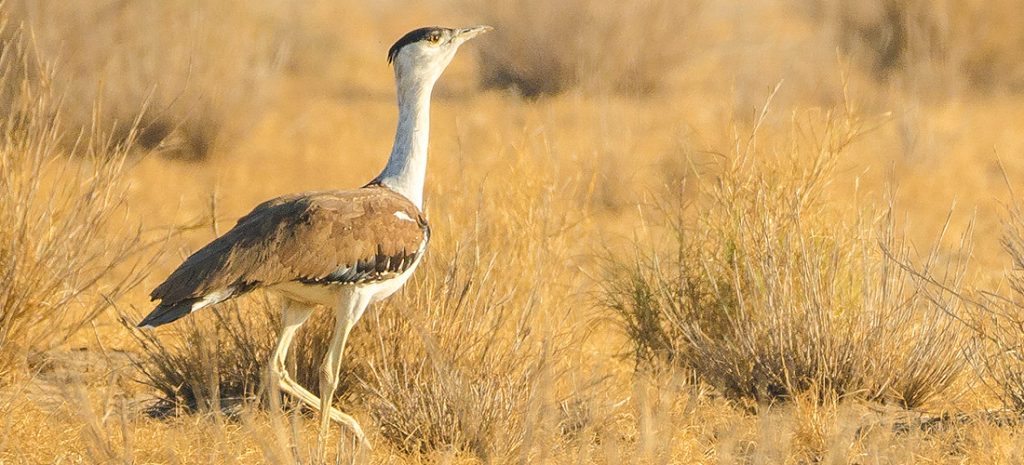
<box><xmin>451</xmin><ymin>25</ymin><xmax>493</xmax><ymax>45</ymax></box>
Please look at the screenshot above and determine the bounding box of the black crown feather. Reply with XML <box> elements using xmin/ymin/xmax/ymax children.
<box><xmin>387</xmin><ymin>26</ymin><xmax>445</xmax><ymax>64</ymax></box>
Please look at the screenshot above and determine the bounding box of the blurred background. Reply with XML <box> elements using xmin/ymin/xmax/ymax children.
<box><xmin>6</xmin><ymin>0</ymin><xmax>1023</xmax><ymax>233</ymax></box>
<box><xmin>6</xmin><ymin>0</ymin><xmax>1023</xmax><ymax>237</ymax></box>
<box><xmin>7</xmin><ymin>0</ymin><xmax>1023</xmax><ymax>155</ymax></box>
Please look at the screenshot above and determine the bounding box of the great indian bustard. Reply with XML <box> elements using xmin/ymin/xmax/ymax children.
<box><xmin>138</xmin><ymin>25</ymin><xmax>491</xmax><ymax>452</ymax></box>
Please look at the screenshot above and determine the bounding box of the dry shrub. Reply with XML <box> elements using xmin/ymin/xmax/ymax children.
<box><xmin>126</xmin><ymin>299</ymin><xmax>277</xmax><ymax>415</ymax></box>
<box><xmin>360</xmin><ymin>246</ymin><xmax>539</xmax><ymax>460</ymax></box>
<box><xmin>969</xmin><ymin>199</ymin><xmax>1024</xmax><ymax>413</ymax></box>
<box><xmin>463</xmin><ymin>0</ymin><xmax>702</xmax><ymax>97</ymax></box>
<box><xmin>3</xmin><ymin>0</ymin><xmax>288</xmax><ymax>160</ymax></box>
<box><xmin>604</xmin><ymin>101</ymin><xmax>968</xmax><ymax>408</ymax></box>
<box><xmin>806</xmin><ymin>0</ymin><xmax>1024</xmax><ymax>94</ymax></box>
<box><xmin>125</xmin><ymin>294</ymin><xmax>361</xmax><ymax>415</ymax></box>
<box><xmin>0</xmin><ymin>15</ymin><xmax>146</xmax><ymax>382</ymax></box>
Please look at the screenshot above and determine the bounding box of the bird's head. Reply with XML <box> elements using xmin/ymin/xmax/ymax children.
<box><xmin>388</xmin><ymin>25</ymin><xmax>492</xmax><ymax>86</ymax></box>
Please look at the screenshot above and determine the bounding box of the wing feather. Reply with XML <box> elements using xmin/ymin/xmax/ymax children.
<box><xmin>150</xmin><ymin>187</ymin><xmax>428</xmax><ymax>306</ymax></box>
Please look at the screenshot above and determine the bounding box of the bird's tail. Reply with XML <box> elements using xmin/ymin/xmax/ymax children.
<box><xmin>137</xmin><ymin>299</ymin><xmax>202</xmax><ymax>329</ymax></box>
<box><xmin>139</xmin><ymin>287</ymin><xmax>240</xmax><ymax>328</ymax></box>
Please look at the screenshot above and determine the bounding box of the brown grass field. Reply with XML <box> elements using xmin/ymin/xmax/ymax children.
<box><xmin>4</xmin><ymin>0</ymin><xmax>1024</xmax><ymax>463</ymax></box>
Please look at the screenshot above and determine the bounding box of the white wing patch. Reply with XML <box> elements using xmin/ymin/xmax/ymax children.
<box><xmin>393</xmin><ymin>211</ymin><xmax>415</xmax><ymax>223</ymax></box>
<box><xmin>191</xmin><ymin>288</ymin><xmax>234</xmax><ymax>312</ymax></box>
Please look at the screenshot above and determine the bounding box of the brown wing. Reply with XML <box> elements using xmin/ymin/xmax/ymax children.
<box><xmin>150</xmin><ymin>186</ymin><xmax>429</xmax><ymax>306</ymax></box>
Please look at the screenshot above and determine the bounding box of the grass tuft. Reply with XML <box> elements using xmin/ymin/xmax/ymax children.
<box><xmin>124</xmin><ymin>294</ymin><xmax>363</xmax><ymax>417</ymax></box>
<box><xmin>965</xmin><ymin>197</ymin><xmax>1024</xmax><ymax>414</ymax></box>
<box><xmin>0</xmin><ymin>10</ymin><xmax>147</xmax><ymax>383</ymax></box>
<box><xmin>604</xmin><ymin>101</ymin><xmax>968</xmax><ymax>408</ymax></box>
<box><xmin>360</xmin><ymin>248</ymin><xmax>539</xmax><ymax>460</ymax></box>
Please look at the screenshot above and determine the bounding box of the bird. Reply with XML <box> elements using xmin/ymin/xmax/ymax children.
<box><xmin>137</xmin><ymin>25</ymin><xmax>492</xmax><ymax>453</ymax></box>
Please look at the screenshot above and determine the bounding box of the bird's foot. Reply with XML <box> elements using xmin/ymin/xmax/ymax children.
<box><xmin>327</xmin><ymin>408</ymin><xmax>372</xmax><ymax>450</ymax></box>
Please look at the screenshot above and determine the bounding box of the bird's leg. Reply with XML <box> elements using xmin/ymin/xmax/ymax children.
<box><xmin>270</xmin><ymin>299</ymin><xmax>363</xmax><ymax>450</ymax></box>
<box><xmin>268</xmin><ymin>301</ymin><xmax>317</xmax><ymax>407</ymax></box>
<box><xmin>315</xmin><ymin>293</ymin><xmax>371</xmax><ymax>460</ymax></box>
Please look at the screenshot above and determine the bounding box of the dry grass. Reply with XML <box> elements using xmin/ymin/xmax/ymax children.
<box><xmin>4</xmin><ymin>0</ymin><xmax>1024</xmax><ymax>463</ymax></box>
<box><xmin>962</xmin><ymin>198</ymin><xmax>1024</xmax><ymax>413</ymax></box>
<box><xmin>604</xmin><ymin>102</ymin><xmax>968</xmax><ymax>408</ymax></box>
<box><xmin>124</xmin><ymin>299</ymin><xmax>280</xmax><ymax>415</ymax></box>
<box><xmin>0</xmin><ymin>13</ymin><xmax>147</xmax><ymax>383</ymax></box>
<box><xmin>4</xmin><ymin>0</ymin><xmax>288</xmax><ymax>159</ymax></box>
<box><xmin>358</xmin><ymin>237</ymin><xmax>548</xmax><ymax>459</ymax></box>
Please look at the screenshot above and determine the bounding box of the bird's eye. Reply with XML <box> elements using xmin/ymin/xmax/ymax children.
<box><xmin>427</xmin><ymin>33</ymin><xmax>441</xmax><ymax>44</ymax></box>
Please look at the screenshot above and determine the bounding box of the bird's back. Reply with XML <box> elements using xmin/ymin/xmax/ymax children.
<box><xmin>139</xmin><ymin>186</ymin><xmax>429</xmax><ymax>328</ymax></box>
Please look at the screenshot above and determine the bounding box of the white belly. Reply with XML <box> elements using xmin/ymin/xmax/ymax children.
<box><xmin>269</xmin><ymin>257</ymin><xmax>422</xmax><ymax>308</ymax></box>
<box><xmin>363</xmin><ymin>258</ymin><xmax>422</xmax><ymax>303</ymax></box>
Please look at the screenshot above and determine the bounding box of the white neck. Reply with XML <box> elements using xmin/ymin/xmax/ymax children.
<box><xmin>373</xmin><ymin>74</ymin><xmax>435</xmax><ymax>209</ymax></box>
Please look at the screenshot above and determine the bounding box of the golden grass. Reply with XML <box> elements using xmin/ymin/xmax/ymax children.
<box><xmin>0</xmin><ymin>14</ymin><xmax>149</xmax><ymax>384</ymax></box>
<box><xmin>5</xmin><ymin>0</ymin><xmax>287</xmax><ymax>159</ymax></box>
<box><xmin>604</xmin><ymin>102</ymin><xmax>969</xmax><ymax>409</ymax></box>
<box><xmin>4</xmin><ymin>0</ymin><xmax>1024</xmax><ymax>463</ymax></box>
